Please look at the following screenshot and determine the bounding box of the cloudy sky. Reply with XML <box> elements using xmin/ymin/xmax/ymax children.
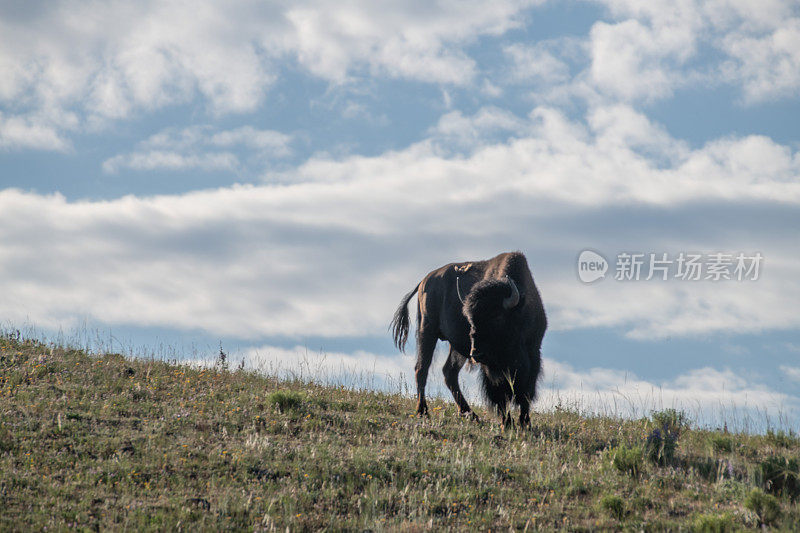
<box><xmin>2</xmin><ymin>0</ymin><xmax>799</xmax><ymax>430</ymax></box>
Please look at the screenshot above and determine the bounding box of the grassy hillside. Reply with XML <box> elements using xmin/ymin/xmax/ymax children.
<box><xmin>1</xmin><ymin>332</ymin><xmax>799</xmax><ymax>531</ymax></box>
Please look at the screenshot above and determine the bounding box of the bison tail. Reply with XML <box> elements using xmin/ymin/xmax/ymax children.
<box><xmin>390</xmin><ymin>283</ymin><xmax>419</xmax><ymax>352</ymax></box>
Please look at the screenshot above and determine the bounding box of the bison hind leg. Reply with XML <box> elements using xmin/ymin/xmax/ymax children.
<box><xmin>414</xmin><ymin>324</ymin><xmax>439</xmax><ymax>416</ymax></box>
<box><xmin>443</xmin><ymin>347</ymin><xmax>476</xmax><ymax>417</ymax></box>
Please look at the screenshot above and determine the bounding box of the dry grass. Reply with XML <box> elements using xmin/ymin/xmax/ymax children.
<box><xmin>1</xmin><ymin>331</ymin><xmax>799</xmax><ymax>531</ymax></box>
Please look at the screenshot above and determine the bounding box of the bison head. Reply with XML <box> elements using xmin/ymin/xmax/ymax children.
<box><xmin>462</xmin><ymin>276</ymin><xmax>523</xmax><ymax>369</ymax></box>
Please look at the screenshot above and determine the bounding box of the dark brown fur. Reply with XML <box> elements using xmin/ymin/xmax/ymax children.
<box><xmin>391</xmin><ymin>251</ymin><xmax>547</xmax><ymax>427</ymax></box>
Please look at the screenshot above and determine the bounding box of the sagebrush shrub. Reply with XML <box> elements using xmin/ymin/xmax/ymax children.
<box><xmin>651</xmin><ymin>409</ymin><xmax>687</xmax><ymax>436</ymax></box>
<box><xmin>611</xmin><ymin>445</ymin><xmax>642</xmax><ymax>477</ymax></box>
<box><xmin>760</xmin><ymin>455</ymin><xmax>800</xmax><ymax>500</ymax></box>
<box><xmin>744</xmin><ymin>489</ymin><xmax>781</xmax><ymax>527</ymax></box>
<box><xmin>599</xmin><ymin>494</ymin><xmax>625</xmax><ymax>521</ymax></box>
<box><xmin>267</xmin><ymin>390</ymin><xmax>306</xmax><ymax>413</ymax></box>
<box><xmin>709</xmin><ymin>435</ymin><xmax>733</xmax><ymax>453</ymax></box>
<box><xmin>691</xmin><ymin>513</ymin><xmax>734</xmax><ymax>533</ymax></box>
<box><xmin>645</xmin><ymin>427</ymin><xmax>678</xmax><ymax>466</ymax></box>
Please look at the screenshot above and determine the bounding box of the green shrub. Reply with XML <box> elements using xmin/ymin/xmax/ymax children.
<box><xmin>709</xmin><ymin>435</ymin><xmax>733</xmax><ymax>454</ymax></box>
<box><xmin>760</xmin><ymin>455</ymin><xmax>800</xmax><ymax>500</ymax></box>
<box><xmin>651</xmin><ymin>409</ymin><xmax>688</xmax><ymax>436</ymax></box>
<box><xmin>267</xmin><ymin>390</ymin><xmax>306</xmax><ymax>413</ymax></box>
<box><xmin>631</xmin><ymin>495</ymin><xmax>654</xmax><ymax>512</ymax></box>
<box><xmin>765</xmin><ymin>429</ymin><xmax>799</xmax><ymax>449</ymax></box>
<box><xmin>645</xmin><ymin>409</ymin><xmax>685</xmax><ymax>466</ymax></box>
<box><xmin>691</xmin><ymin>513</ymin><xmax>734</xmax><ymax>533</ymax></box>
<box><xmin>645</xmin><ymin>427</ymin><xmax>678</xmax><ymax>466</ymax></box>
<box><xmin>714</xmin><ymin>479</ymin><xmax>747</xmax><ymax>501</ymax></box>
<box><xmin>599</xmin><ymin>494</ymin><xmax>625</xmax><ymax>521</ymax></box>
<box><xmin>611</xmin><ymin>444</ymin><xmax>643</xmax><ymax>477</ymax></box>
<box><xmin>566</xmin><ymin>478</ymin><xmax>591</xmax><ymax>498</ymax></box>
<box><xmin>685</xmin><ymin>456</ymin><xmax>726</xmax><ymax>482</ymax></box>
<box><xmin>0</xmin><ymin>423</ymin><xmax>13</xmax><ymax>453</ymax></box>
<box><xmin>744</xmin><ymin>489</ymin><xmax>781</xmax><ymax>527</ymax></box>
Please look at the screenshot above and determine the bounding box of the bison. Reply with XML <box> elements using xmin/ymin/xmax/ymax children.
<box><xmin>390</xmin><ymin>251</ymin><xmax>547</xmax><ymax>427</ymax></box>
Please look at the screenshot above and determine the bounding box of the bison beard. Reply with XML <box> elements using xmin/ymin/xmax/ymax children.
<box><xmin>390</xmin><ymin>251</ymin><xmax>547</xmax><ymax>427</ymax></box>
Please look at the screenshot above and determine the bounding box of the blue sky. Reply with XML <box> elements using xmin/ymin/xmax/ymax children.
<box><xmin>2</xmin><ymin>0</ymin><xmax>799</xmax><ymax>430</ymax></box>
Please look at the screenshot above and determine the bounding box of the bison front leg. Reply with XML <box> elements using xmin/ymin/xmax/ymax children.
<box><xmin>442</xmin><ymin>347</ymin><xmax>478</xmax><ymax>420</ymax></box>
<box><xmin>481</xmin><ymin>372</ymin><xmax>513</xmax><ymax>428</ymax></box>
<box><xmin>498</xmin><ymin>405</ymin><xmax>512</xmax><ymax>430</ymax></box>
<box><xmin>414</xmin><ymin>327</ymin><xmax>438</xmax><ymax>416</ymax></box>
<box><xmin>517</xmin><ymin>398</ymin><xmax>531</xmax><ymax>428</ymax></box>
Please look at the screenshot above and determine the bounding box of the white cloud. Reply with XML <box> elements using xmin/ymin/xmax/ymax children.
<box><xmin>103</xmin><ymin>125</ymin><xmax>292</xmax><ymax>174</ymax></box>
<box><xmin>541</xmin><ymin>360</ymin><xmax>798</xmax><ymax>430</ymax></box>
<box><xmin>243</xmin><ymin>345</ymin><xmax>411</xmax><ymax>387</ymax></box>
<box><xmin>0</xmin><ymin>112</ymin><xmax>72</xmax><ymax>152</ymax></box>
<box><xmin>548</xmin><ymin>279</ymin><xmax>800</xmax><ymax>340</ymax></box>
<box><xmin>2</xmin><ymin>105</ymin><xmax>799</xmax><ymax>342</ymax></box>
<box><xmin>0</xmin><ymin>2</ymin><xmax>277</xmax><ymax>116</ymax></box>
<box><xmin>428</xmin><ymin>106</ymin><xmax>528</xmax><ymax>150</ymax></box>
<box><xmin>720</xmin><ymin>18</ymin><xmax>800</xmax><ymax>102</ymax></box>
<box><xmin>587</xmin><ymin>104</ymin><xmax>689</xmax><ymax>163</ymax></box>
<box><xmin>480</xmin><ymin>79</ymin><xmax>504</xmax><ymax>98</ymax></box>
<box><xmin>585</xmin><ymin>0</ymin><xmax>800</xmax><ymax>103</ymax></box>
<box><xmin>588</xmin><ymin>18</ymin><xmax>695</xmax><ymax>102</ymax></box>
<box><xmin>291</xmin><ymin>105</ymin><xmax>800</xmax><ymax>206</ymax></box>
<box><xmin>102</xmin><ymin>151</ymin><xmax>239</xmax><ymax>174</ymax></box>
<box><xmin>288</xmin><ymin>0</ymin><xmax>544</xmax><ymax>84</ymax></box>
<box><xmin>3</xmin><ymin>0</ymin><xmax>798</xmax><ymax>153</ymax></box>
<box><xmin>781</xmin><ymin>343</ymin><xmax>800</xmax><ymax>354</ymax></box>
<box><xmin>181</xmin><ymin>343</ymin><xmax>415</xmax><ymax>392</ymax></box>
<box><xmin>0</xmin><ymin>0</ymin><xmax>541</xmax><ymax>150</ymax></box>
<box><xmin>285</xmin><ymin>6</ymin><xmax>479</xmax><ymax>85</ymax></box>
<box><xmin>210</xmin><ymin>126</ymin><xmax>293</xmax><ymax>155</ymax></box>
<box><xmin>285</xmin><ymin>0</ymin><xmax>543</xmax><ymax>86</ymax></box>
<box><xmin>504</xmin><ymin>42</ymin><xmax>572</xmax><ymax>85</ymax></box>
<box><xmin>140</xmin><ymin>126</ymin><xmax>214</xmax><ymax>151</ymax></box>
<box><xmin>782</xmin><ymin>366</ymin><xmax>800</xmax><ymax>383</ymax></box>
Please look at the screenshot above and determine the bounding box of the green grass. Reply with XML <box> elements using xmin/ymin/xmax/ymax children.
<box><xmin>1</xmin><ymin>332</ymin><xmax>800</xmax><ymax>531</ymax></box>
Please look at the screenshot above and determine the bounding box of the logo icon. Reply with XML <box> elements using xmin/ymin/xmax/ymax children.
<box><xmin>577</xmin><ymin>250</ymin><xmax>608</xmax><ymax>283</ymax></box>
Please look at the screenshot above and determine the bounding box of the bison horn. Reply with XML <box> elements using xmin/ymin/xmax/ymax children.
<box><xmin>503</xmin><ymin>276</ymin><xmax>520</xmax><ymax>309</ymax></box>
<box><xmin>456</xmin><ymin>276</ymin><xmax>466</xmax><ymax>305</ymax></box>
